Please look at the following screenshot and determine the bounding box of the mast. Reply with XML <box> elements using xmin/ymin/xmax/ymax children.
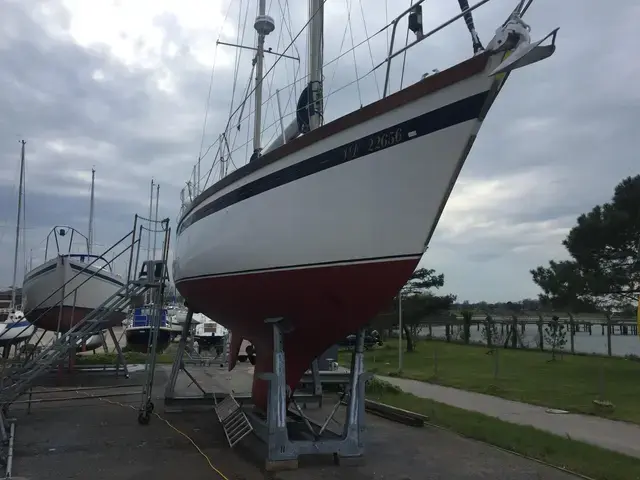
<box><xmin>307</xmin><ymin>0</ymin><xmax>324</xmax><ymax>131</ymax></box>
<box><xmin>262</xmin><ymin>0</ymin><xmax>323</xmax><ymax>154</ymax></box>
<box><xmin>153</xmin><ymin>183</ymin><xmax>160</xmax><ymax>259</ymax></box>
<box><xmin>251</xmin><ymin>0</ymin><xmax>275</xmax><ymax>159</ymax></box>
<box><xmin>11</xmin><ymin>140</ymin><xmax>26</xmax><ymax>311</ymax></box>
<box><xmin>88</xmin><ymin>167</ymin><xmax>95</xmax><ymax>255</ymax></box>
<box><xmin>147</xmin><ymin>179</ymin><xmax>154</xmax><ymax>264</ymax></box>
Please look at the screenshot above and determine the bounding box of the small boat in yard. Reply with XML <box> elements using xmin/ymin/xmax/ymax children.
<box><xmin>22</xmin><ymin>169</ymin><xmax>126</xmax><ymax>333</ymax></box>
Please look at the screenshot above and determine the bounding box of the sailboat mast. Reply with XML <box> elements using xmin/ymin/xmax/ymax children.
<box><xmin>152</xmin><ymin>183</ymin><xmax>160</xmax><ymax>259</ymax></box>
<box><xmin>252</xmin><ymin>0</ymin><xmax>275</xmax><ymax>158</ymax></box>
<box><xmin>147</xmin><ymin>179</ymin><xmax>154</xmax><ymax>264</ymax></box>
<box><xmin>88</xmin><ymin>167</ymin><xmax>95</xmax><ymax>255</ymax></box>
<box><xmin>307</xmin><ymin>0</ymin><xmax>324</xmax><ymax>131</ymax></box>
<box><xmin>11</xmin><ymin>140</ymin><xmax>26</xmax><ymax>311</ymax></box>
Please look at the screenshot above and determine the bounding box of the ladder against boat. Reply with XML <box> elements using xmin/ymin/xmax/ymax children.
<box><xmin>214</xmin><ymin>394</ymin><xmax>254</xmax><ymax>448</ymax></box>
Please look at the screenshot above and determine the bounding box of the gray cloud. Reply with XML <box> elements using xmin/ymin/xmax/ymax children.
<box><xmin>0</xmin><ymin>0</ymin><xmax>637</xmax><ymax>304</ymax></box>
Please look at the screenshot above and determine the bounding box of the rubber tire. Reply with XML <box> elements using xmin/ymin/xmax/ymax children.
<box><xmin>138</xmin><ymin>412</ymin><xmax>150</xmax><ymax>425</ymax></box>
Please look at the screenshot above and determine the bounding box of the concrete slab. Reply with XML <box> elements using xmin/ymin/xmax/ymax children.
<box><xmin>7</xmin><ymin>364</ymin><xmax>579</xmax><ymax>479</ymax></box>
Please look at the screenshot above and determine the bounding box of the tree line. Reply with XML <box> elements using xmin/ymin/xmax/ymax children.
<box><xmin>370</xmin><ymin>175</ymin><xmax>640</xmax><ymax>352</ymax></box>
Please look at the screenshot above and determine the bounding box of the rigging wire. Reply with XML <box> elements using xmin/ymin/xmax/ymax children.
<box><xmin>357</xmin><ymin>0</ymin><xmax>381</xmax><ymax>98</ymax></box>
<box><xmin>226</xmin><ymin>0</ymin><xmax>247</xmax><ymax>126</ymax></box>
<box><xmin>399</xmin><ymin>0</ymin><xmax>414</xmax><ymax>91</ymax></box>
<box><xmin>322</xmin><ymin>8</ymin><xmax>351</xmax><ymax>114</ymax></box>
<box><xmin>197</xmin><ymin>0</ymin><xmax>239</xmax><ymax>172</ymax></box>
<box><xmin>221</xmin><ymin>0</ymin><xmax>329</xmax><ymax>139</ymax></box>
<box><xmin>196</xmin><ymin>4</ymin><xmax>392</xmax><ymax>174</ymax></box>
<box><xmin>345</xmin><ymin>0</ymin><xmax>363</xmax><ymax>108</ymax></box>
<box><xmin>385</xmin><ymin>0</ymin><xmax>389</xmax><ymax>54</ymax></box>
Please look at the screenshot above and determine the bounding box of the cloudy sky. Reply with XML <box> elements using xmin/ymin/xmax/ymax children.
<box><xmin>0</xmin><ymin>0</ymin><xmax>637</xmax><ymax>302</ymax></box>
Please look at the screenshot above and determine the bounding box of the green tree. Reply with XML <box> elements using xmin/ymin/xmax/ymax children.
<box><xmin>531</xmin><ymin>175</ymin><xmax>640</xmax><ymax>311</ymax></box>
<box><xmin>394</xmin><ymin>268</ymin><xmax>456</xmax><ymax>352</ymax></box>
<box><xmin>544</xmin><ymin>315</ymin><xmax>567</xmax><ymax>361</ymax></box>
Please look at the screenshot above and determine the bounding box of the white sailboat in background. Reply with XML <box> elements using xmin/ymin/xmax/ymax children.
<box><xmin>22</xmin><ymin>168</ymin><xmax>126</xmax><ymax>335</ymax></box>
<box><xmin>0</xmin><ymin>140</ymin><xmax>35</xmax><ymax>353</ymax></box>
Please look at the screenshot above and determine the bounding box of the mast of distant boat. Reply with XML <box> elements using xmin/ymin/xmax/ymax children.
<box><xmin>146</xmin><ymin>178</ymin><xmax>154</xmax><ymax>304</ymax></box>
<box><xmin>153</xmin><ymin>183</ymin><xmax>160</xmax><ymax>262</ymax></box>
<box><xmin>87</xmin><ymin>167</ymin><xmax>95</xmax><ymax>255</ymax></box>
<box><xmin>10</xmin><ymin>140</ymin><xmax>26</xmax><ymax>312</ymax></box>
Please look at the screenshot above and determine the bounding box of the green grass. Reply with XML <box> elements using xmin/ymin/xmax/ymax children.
<box><xmin>366</xmin><ymin>378</ymin><xmax>640</xmax><ymax>480</ymax></box>
<box><xmin>75</xmin><ymin>351</ymin><xmax>176</xmax><ymax>365</ymax></box>
<box><xmin>343</xmin><ymin>340</ymin><xmax>640</xmax><ymax>423</ymax></box>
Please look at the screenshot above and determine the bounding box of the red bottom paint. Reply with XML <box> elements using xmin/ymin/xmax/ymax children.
<box><xmin>177</xmin><ymin>258</ymin><xmax>418</xmax><ymax>410</ymax></box>
<box><xmin>26</xmin><ymin>307</ymin><xmax>126</xmax><ymax>333</ymax></box>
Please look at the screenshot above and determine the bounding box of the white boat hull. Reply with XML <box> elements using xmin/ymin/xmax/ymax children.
<box><xmin>174</xmin><ymin>51</ymin><xmax>513</xmax><ymax>409</ymax></box>
<box><xmin>23</xmin><ymin>255</ymin><xmax>126</xmax><ymax>332</ymax></box>
<box><xmin>175</xmin><ymin>54</ymin><xmax>506</xmax><ymax>283</ymax></box>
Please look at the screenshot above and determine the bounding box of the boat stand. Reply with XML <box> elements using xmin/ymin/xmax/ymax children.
<box><xmin>245</xmin><ymin>317</ymin><xmax>371</xmax><ymax>471</ymax></box>
<box><xmin>163</xmin><ymin>308</ymin><xmax>219</xmax><ymax>407</ymax></box>
<box><xmin>0</xmin><ymin>409</ymin><xmax>15</xmax><ymax>479</ymax></box>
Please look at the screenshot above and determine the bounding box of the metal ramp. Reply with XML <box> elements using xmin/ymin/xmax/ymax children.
<box><xmin>215</xmin><ymin>394</ymin><xmax>254</xmax><ymax>447</ymax></box>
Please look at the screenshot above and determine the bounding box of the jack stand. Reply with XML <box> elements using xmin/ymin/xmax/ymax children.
<box><xmin>0</xmin><ymin>409</ymin><xmax>15</xmax><ymax>479</ymax></box>
<box><xmin>138</xmin><ymin>284</ymin><xmax>165</xmax><ymax>425</ymax></box>
<box><xmin>245</xmin><ymin>318</ymin><xmax>371</xmax><ymax>471</ymax></box>
<box><xmin>108</xmin><ymin>327</ymin><xmax>129</xmax><ymax>378</ymax></box>
<box><xmin>164</xmin><ymin>308</ymin><xmax>209</xmax><ymax>401</ymax></box>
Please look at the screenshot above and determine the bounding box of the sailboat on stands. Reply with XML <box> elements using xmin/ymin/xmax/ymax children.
<box><xmin>0</xmin><ymin>140</ymin><xmax>35</xmax><ymax>354</ymax></box>
<box><xmin>192</xmin><ymin>312</ymin><xmax>227</xmax><ymax>354</ymax></box>
<box><xmin>173</xmin><ymin>0</ymin><xmax>560</xmax><ymax>409</ymax></box>
<box><xmin>23</xmin><ymin>169</ymin><xmax>125</xmax><ymax>339</ymax></box>
<box><xmin>124</xmin><ymin>305</ymin><xmax>172</xmax><ymax>353</ymax></box>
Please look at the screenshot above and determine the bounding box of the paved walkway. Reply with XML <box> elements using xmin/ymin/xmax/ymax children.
<box><xmin>377</xmin><ymin>375</ymin><xmax>640</xmax><ymax>459</ymax></box>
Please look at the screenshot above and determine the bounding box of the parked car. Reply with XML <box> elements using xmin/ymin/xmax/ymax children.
<box><xmin>338</xmin><ymin>330</ymin><xmax>383</xmax><ymax>349</ymax></box>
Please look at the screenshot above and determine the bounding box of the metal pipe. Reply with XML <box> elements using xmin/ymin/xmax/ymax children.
<box><xmin>13</xmin><ymin>391</ymin><xmax>141</xmax><ymax>404</ymax></box>
<box><xmin>275</xmin><ymin>89</ymin><xmax>286</xmax><ymax>145</ymax></box>
<box><xmin>6</xmin><ymin>421</ymin><xmax>15</xmax><ymax>478</ymax></box>
<box><xmin>382</xmin><ymin>0</ymin><xmax>492</xmax><ymax>96</ymax></box>
<box><xmin>88</xmin><ymin>168</ymin><xmax>95</xmax><ymax>255</ymax></box>
<box><xmin>28</xmin><ymin>383</ymin><xmax>145</xmax><ymax>394</ymax></box>
<box><xmin>216</xmin><ymin>40</ymin><xmax>300</xmax><ymax>61</ymax></box>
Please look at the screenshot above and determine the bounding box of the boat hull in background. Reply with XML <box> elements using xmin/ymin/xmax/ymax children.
<box><xmin>124</xmin><ymin>326</ymin><xmax>172</xmax><ymax>353</ymax></box>
<box><xmin>23</xmin><ymin>256</ymin><xmax>126</xmax><ymax>332</ymax></box>
<box><xmin>174</xmin><ymin>52</ymin><xmax>510</xmax><ymax>409</ymax></box>
<box><xmin>0</xmin><ymin>315</ymin><xmax>35</xmax><ymax>348</ymax></box>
